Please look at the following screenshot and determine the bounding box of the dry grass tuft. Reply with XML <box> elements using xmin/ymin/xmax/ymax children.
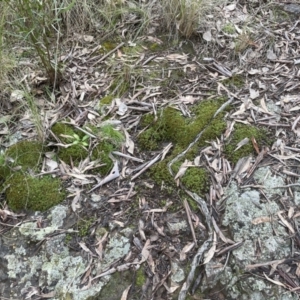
<box><xmin>161</xmin><ymin>0</ymin><xmax>224</xmax><ymax>38</ymax></box>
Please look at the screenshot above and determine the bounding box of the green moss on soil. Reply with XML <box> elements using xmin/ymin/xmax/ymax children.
<box><xmin>100</xmin><ymin>95</ymin><xmax>114</xmax><ymax>106</ymax></box>
<box><xmin>222</xmin><ymin>74</ymin><xmax>244</xmax><ymax>88</ymax></box>
<box><xmin>139</xmin><ymin>99</ymin><xmax>229</xmax><ymax>188</ymax></box>
<box><xmin>6</xmin><ymin>140</ymin><xmax>44</xmax><ymax>171</ymax></box>
<box><xmin>59</xmin><ymin>145</ymin><xmax>88</xmax><ymax>165</ymax></box>
<box><xmin>100</xmin><ymin>41</ymin><xmax>120</xmax><ymax>54</ymax></box>
<box><xmin>52</xmin><ymin>122</ymin><xmax>123</xmax><ymax>171</ymax></box>
<box><xmin>77</xmin><ymin>217</ymin><xmax>96</xmax><ymax>237</ymax></box>
<box><xmin>100</xmin><ymin>124</ymin><xmax>125</xmax><ymax>146</ymax></box>
<box><xmin>222</xmin><ymin>23</ymin><xmax>236</xmax><ymax>34</ymax></box>
<box><xmin>52</xmin><ymin>123</ymin><xmax>88</xmax><ymax>165</ymax></box>
<box><xmin>138</xmin><ymin>99</ymin><xmax>228</xmax><ymax>151</ymax></box>
<box><xmin>149</xmin><ymin>160</ymin><xmax>175</xmax><ymax>187</ymax></box>
<box><xmin>92</xmin><ymin>141</ymin><xmax>115</xmax><ymax>175</ymax></box>
<box><xmin>181</xmin><ymin>168</ymin><xmax>209</xmax><ymax>195</ymax></box>
<box><xmin>0</xmin><ymin>165</ymin><xmax>11</xmax><ymax>183</ymax></box>
<box><xmin>98</xmin><ymin>270</ymin><xmax>133</xmax><ymax>300</ymax></box>
<box><xmin>52</xmin><ymin>122</ymin><xmax>84</xmax><ymax>143</ymax></box>
<box><xmin>6</xmin><ymin>173</ymin><xmax>65</xmax><ymax>211</ymax></box>
<box><xmin>136</xmin><ymin>266</ymin><xmax>146</xmax><ymax>287</ymax></box>
<box><xmin>224</xmin><ymin>123</ymin><xmax>272</xmax><ymax>164</ymax></box>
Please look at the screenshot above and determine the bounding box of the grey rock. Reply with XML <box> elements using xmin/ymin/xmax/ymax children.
<box><xmin>284</xmin><ymin>4</ymin><xmax>300</xmax><ymax>15</ymax></box>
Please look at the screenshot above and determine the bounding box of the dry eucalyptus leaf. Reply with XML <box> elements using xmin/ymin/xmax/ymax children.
<box><xmin>225</xmin><ymin>3</ymin><xmax>236</xmax><ymax>11</ymax></box>
<box><xmin>10</xmin><ymin>90</ymin><xmax>24</xmax><ymax>102</ymax></box>
<box><xmin>267</xmin><ymin>49</ymin><xmax>277</xmax><ymax>60</ymax></box>
<box><xmin>203</xmin><ymin>30</ymin><xmax>212</xmax><ymax>42</ymax></box>
<box><xmin>174</xmin><ymin>159</ymin><xmax>191</xmax><ymax>180</ymax></box>
<box><xmin>234</xmin><ymin>137</ymin><xmax>249</xmax><ymax>151</ymax></box>
<box><xmin>203</xmin><ymin>232</ymin><xmax>217</xmax><ymax>264</ymax></box>
<box><xmin>45</xmin><ymin>158</ymin><xmax>58</xmax><ymax>172</ymax></box>
<box><xmin>249</xmin><ymin>87</ymin><xmax>259</xmax><ymax>99</ymax></box>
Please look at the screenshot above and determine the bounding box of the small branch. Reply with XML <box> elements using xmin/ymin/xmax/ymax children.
<box><xmin>91</xmin><ymin>42</ymin><xmax>125</xmax><ymax>67</ymax></box>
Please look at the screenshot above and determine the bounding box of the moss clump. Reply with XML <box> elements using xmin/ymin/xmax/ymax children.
<box><xmin>181</xmin><ymin>168</ymin><xmax>209</xmax><ymax>195</ymax></box>
<box><xmin>138</xmin><ymin>99</ymin><xmax>228</xmax><ymax>152</ymax></box>
<box><xmin>77</xmin><ymin>217</ymin><xmax>96</xmax><ymax>237</ymax></box>
<box><xmin>5</xmin><ymin>140</ymin><xmax>44</xmax><ymax>171</ymax></box>
<box><xmin>222</xmin><ymin>74</ymin><xmax>244</xmax><ymax>88</ymax></box>
<box><xmin>224</xmin><ymin>123</ymin><xmax>272</xmax><ymax>164</ymax></box>
<box><xmin>140</xmin><ymin>99</ymin><xmax>229</xmax><ymax>186</ymax></box>
<box><xmin>136</xmin><ymin>267</ymin><xmax>146</xmax><ymax>287</ymax></box>
<box><xmin>51</xmin><ymin>123</ymin><xmax>88</xmax><ymax>165</ymax></box>
<box><xmin>148</xmin><ymin>42</ymin><xmax>161</xmax><ymax>52</ymax></box>
<box><xmin>6</xmin><ymin>173</ymin><xmax>65</xmax><ymax>211</ymax></box>
<box><xmin>59</xmin><ymin>145</ymin><xmax>88</xmax><ymax>165</ymax></box>
<box><xmin>149</xmin><ymin>161</ymin><xmax>176</xmax><ymax>187</ymax></box>
<box><xmin>52</xmin><ymin>123</ymin><xmax>84</xmax><ymax>143</ymax></box>
<box><xmin>99</xmin><ymin>271</ymin><xmax>133</xmax><ymax>299</ymax></box>
<box><xmin>100</xmin><ymin>95</ymin><xmax>114</xmax><ymax>106</ymax></box>
<box><xmin>222</xmin><ymin>23</ymin><xmax>236</xmax><ymax>34</ymax></box>
<box><xmin>100</xmin><ymin>41</ymin><xmax>120</xmax><ymax>54</ymax></box>
<box><xmin>92</xmin><ymin>141</ymin><xmax>115</xmax><ymax>175</ymax></box>
<box><xmin>0</xmin><ymin>165</ymin><xmax>11</xmax><ymax>187</ymax></box>
<box><xmin>99</xmin><ymin>124</ymin><xmax>125</xmax><ymax>146</ymax></box>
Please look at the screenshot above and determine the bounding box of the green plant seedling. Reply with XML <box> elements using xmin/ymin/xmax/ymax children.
<box><xmin>71</xmin><ymin>134</ymin><xmax>89</xmax><ymax>147</ymax></box>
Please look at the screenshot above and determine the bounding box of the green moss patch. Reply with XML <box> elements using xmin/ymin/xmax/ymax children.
<box><xmin>139</xmin><ymin>99</ymin><xmax>229</xmax><ymax>190</ymax></box>
<box><xmin>221</xmin><ymin>74</ymin><xmax>244</xmax><ymax>88</ymax></box>
<box><xmin>6</xmin><ymin>140</ymin><xmax>44</xmax><ymax>171</ymax></box>
<box><xmin>222</xmin><ymin>23</ymin><xmax>236</xmax><ymax>34</ymax></box>
<box><xmin>0</xmin><ymin>165</ymin><xmax>11</xmax><ymax>186</ymax></box>
<box><xmin>77</xmin><ymin>217</ymin><xmax>96</xmax><ymax>237</ymax></box>
<box><xmin>52</xmin><ymin>122</ymin><xmax>84</xmax><ymax>143</ymax></box>
<box><xmin>6</xmin><ymin>173</ymin><xmax>65</xmax><ymax>211</ymax></box>
<box><xmin>100</xmin><ymin>124</ymin><xmax>125</xmax><ymax>146</ymax></box>
<box><xmin>136</xmin><ymin>266</ymin><xmax>146</xmax><ymax>287</ymax></box>
<box><xmin>59</xmin><ymin>145</ymin><xmax>88</xmax><ymax>165</ymax></box>
<box><xmin>224</xmin><ymin>123</ymin><xmax>272</xmax><ymax>164</ymax></box>
<box><xmin>92</xmin><ymin>141</ymin><xmax>115</xmax><ymax>175</ymax></box>
<box><xmin>181</xmin><ymin>168</ymin><xmax>209</xmax><ymax>195</ymax></box>
<box><xmin>138</xmin><ymin>99</ymin><xmax>228</xmax><ymax>151</ymax></box>
<box><xmin>100</xmin><ymin>41</ymin><xmax>121</xmax><ymax>54</ymax></box>
<box><xmin>52</xmin><ymin>123</ymin><xmax>88</xmax><ymax>165</ymax></box>
<box><xmin>52</xmin><ymin>122</ymin><xmax>124</xmax><ymax>173</ymax></box>
<box><xmin>100</xmin><ymin>95</ymin><xmax>114</xmax><ymax>106</ymax></box>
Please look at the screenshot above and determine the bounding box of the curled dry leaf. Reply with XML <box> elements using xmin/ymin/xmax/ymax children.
<box><xmin>249</xmin><ymin>87</ymin><xmax>259</xmax><ymax>100</ymax></box>
<box><xmin>166</xmin><ymin>53</ymin><xmax>188</xmax><ymax>64</ymax></box>
<box><xmin>203</xmin><ymin>232</ymin><xmax>217</xmax><ymax>264</ymax></box>
<box><xmin>174</xmin><ymin>159</ymin><xmax>192</xmax><ymax>180</ymax></box>
<box><xmin>45</xmin><ymin>158</ymin><xmax>58</xmax><ymax>172</ymax></box>
<box><xmin>139</xmin><ymin>219</ymin><xmax>146</xmax><ymax>241</ymax></box>
<box><xmin>179</xmin><ymin>95</ymin><xmax>196</xmax><ymax>104</ymax></box>
<box><xmin>71</xmin><ymin>189</ymin><xmax>81</xmax><ymax>212</ymax></box>
<box><xmin>180</xmin><ymin>242</ymin><xmax>195</xmax><ymax>261</ymax></box>
<box><xmin>267</xmin><ymin>49</ymin><xmax>277</xmax><ymax>60</ymax></box>
<box><xmin>120</xmin><ymin>285</ymin><xmax>132</xmax><ymax>300</ymax></box>
<box><xmin>234</xmin><ymin>137</ymin><xmax>249</xmax><ymax>152</ymax></box>
<box><xmin>252</xmin><ymin>216</ymin><xmax>272</xmax><ymax>225</ymax></box>
<box><xmin>203</xmin><ymin>30</ymin><xmax>212</xmax><ymax>42</ymax></box>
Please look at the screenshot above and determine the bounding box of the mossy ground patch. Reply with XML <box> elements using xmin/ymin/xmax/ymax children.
<box><xmin>138</xmin><ymin>98</ymin><xmax>229</xmax><ymax>196</ymax></box>
<box><xmin>6</xmin><ymin>140</ymin><xmax>44</xmax><ymax>171</ymax></box>
<box><xmin>6</xmin><ymin>173</ymin><xmax>65</xmax><ymax>211</ymax></box>
<box><xmin>224</xmin><ymin>123</ymin><xmax>273</xmax><ymax>164</ymax></box>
